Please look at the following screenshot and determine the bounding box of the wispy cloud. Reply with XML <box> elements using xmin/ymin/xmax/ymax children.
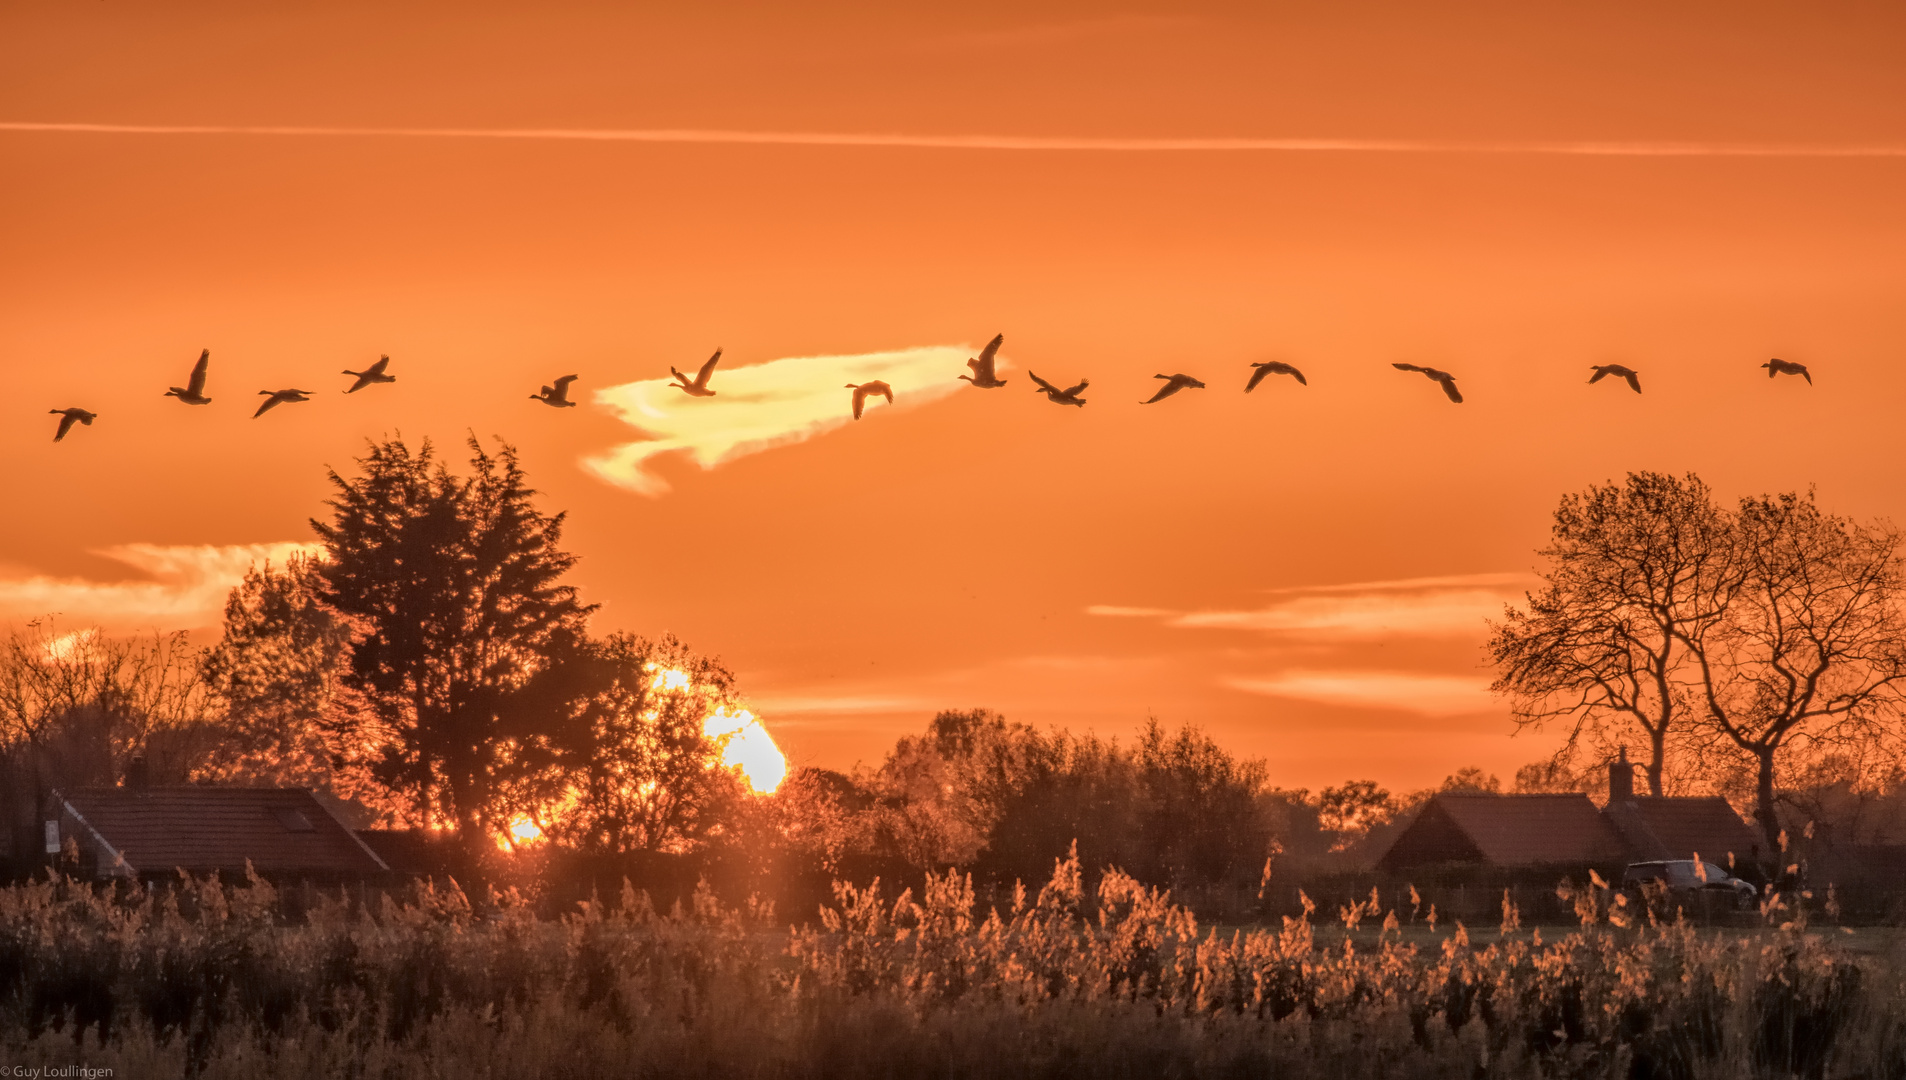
<box><xmin>0</xmin><ymin>542</ymin><xmax>319</xmax><ymax>628</ymax></box>
<box><xmin>586</xmin><ymin>346</ymin><xmax>978</xmax><ymax>495</ymax></box>
<box><xmin>744</xmin><ymin>693</ymin><xmax>937</xmax><ymax>716</ymax></box>
<box><xmin>7</xmin><ymin>122</ymin><xmax>1906</xmax><ymax>158</ymax></box>
<box><xmin>1226</xmin><ymin>670</ymin><xmax>1496</xmax><ymax>717</ymax></box>
<box><xmin>1091</xmin><ymin>573</ymin><xmax>1528</xmax><ymax>640</ymax></box>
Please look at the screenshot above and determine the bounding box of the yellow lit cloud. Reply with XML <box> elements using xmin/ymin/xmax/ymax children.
<box><xmin>586</xmin><ymin>345</ymin><xmax>985</xmax><ymax>495</ymax></box>
<box><xmin>1226</xmin><ymin>671</ymin><xmax>1497</xmax><ymax>717</ymax></box>
<box><xmin>0</xmin><ymin>542</ymin><xmax>320</xmax><ymax>628</ymax></box>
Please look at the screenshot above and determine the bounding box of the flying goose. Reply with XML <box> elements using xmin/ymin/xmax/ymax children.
<box><xmin>254</xmin><ymin>389</ymin><xmax>312</xmax><ymax>418</ymax></box>
<box><xmin>531</xmin><ymin>375</ymin><xmax>580</xmax><ymax>407</ymax></box>
<box><xmin>165</xmin><ymin>350</ymin><xmax>212</xmax><ymax>405</ymax></box>
<box><xmin>1028</xmin><ymin>371</ymin><xmax>1087</xmax><ymax>406</ymax></box>
<box><xmin>669</xmin><ymin>350</ymin><xmax>721</xmax><ymax>397</ymax></box>
<box><xmin>1588</xmin><ymin>364</ymin><xmax>1641</xmax><ymax>393</ymax></box>
<box><xmin>846</xmin><ymin>381</ymin><xmax>893</xmax><ymax>420</ymax></box>
<box><xmin>960</xmin><ymin>334</ymin><xmax>1008</xmax><ymax>388</ymax></box>
<box><xmin>49</xmin><ymin>408</ymin><xmax>96</xmax><ymax>442</ymax></box>
<box><xmin>1392</xmin><ymin>363</ymin><xmax>1463</xmax><ymax>403</ymax></box>
<box><xmin>1762</xmin><ymin>358</ymin><xmax>1812</xmax><ymax>384</ymax></box>
<box><xmin>343</xmin><ymin>355</ymin><xmax>396</xmax><ymax>393</ymax></box>
<box><xmin>1246</xmin><ymin>361</ymin><xmax>1307</xmax><ymax>392</ymax></box>
<box><xmin>1141</xmin><ymin>373</ymin><xmax>1205</xmax><ymax>404</ymax></box>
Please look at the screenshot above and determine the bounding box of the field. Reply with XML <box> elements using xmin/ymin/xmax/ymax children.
<box><xmin>3</xmin><ymin>855</ymin><xmax>1902</xmax><ymax>1080</ymax></box>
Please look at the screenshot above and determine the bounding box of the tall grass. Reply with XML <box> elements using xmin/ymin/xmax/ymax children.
<box><xmin>1</xmin><ymin>855</ymin><xmax>1900</xmax><ymax>1078</ymax></box>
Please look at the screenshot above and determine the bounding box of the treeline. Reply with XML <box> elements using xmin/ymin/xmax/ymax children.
<box><xmin>8</xmin><ymin>447</ymin><xmax>1906</xmax><ymax>916</ymax></box>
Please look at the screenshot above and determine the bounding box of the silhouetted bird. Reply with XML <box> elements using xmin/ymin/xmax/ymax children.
<box><xmin>1028</xmin><ymin>371</ymin><xmax>1087</xmax><ymax>406</ymax></box>
<box><xmin>960</xmin><ymin>334</ymin><xmax>1008</xmax><ymax>388</ymax></box>
<box><xmin>846</xmin><ymin>381</ymin><xmax>893</xmax><ymax>419</ymax></box>
<box><xmin>342</xmin><ymin>355</ymin><xmax>396</xmax><ymax>393</ymax></box>
<box><xmin>165</xmin><ymin>349</ymin><xmax>212</xmax><ymax>405</ymax></box>
<box><xmin>1141</xmin><ymin>374</ymin><xmax>1205</xmax><ymax>404</ymax></box>
<box><xmin>669</xmin><ymin>350</ymin><xmax>721</xmax><ymax>397</ymax></box>
<box><xmin>1762</xmin><ymin>358</ymin><xmax>1812</xmax><ymax>384</ymax></box>
<box><xmin>1589</xmin><ymin>364</ymin><xmax>1642</xmax><ymax>393</ymax></box>
<box><xmin>49</xmin><ymin>408</ymin><xmax>95</xmax><ymax>442</ymax></box>
<box><xmin>1392</xmin><ymin>363</ymin><xmax>1463</xmax><ymax>403</ymax></box>
<box><xmin>1246</xmin><ymin>361</ymin><xmax>1307</xmax><ymax>392</ymax></box>
<box><xmin>253</xmin><ymin>389</ymin><xmax>312</xmax><ymax>418</ymax></box>
<box><xmin>531</xmin><ymin>375</ymin><xmax>579</xmax><ymax>407</ymax></box>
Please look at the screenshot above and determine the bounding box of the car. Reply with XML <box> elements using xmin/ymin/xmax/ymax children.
<box><xmin>1622</xmin><ymin>859</ymin><xmax>1758</xmax><ymax>911</ymax></box>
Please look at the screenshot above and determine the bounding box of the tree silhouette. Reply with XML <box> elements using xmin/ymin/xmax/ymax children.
<box><xmin>200</xmin><ymin>554</ymin><xmax>355</xmax><ymax>791</ymax></box>
<box><xmin>1488</xmin><ymin>472</ymin><xmax>1738</xmax><ymax>796</ymax></box>
<box><xmin>1685</xmin><ymin>491</ymin><xmax>1906</xmax><ymax>846</ymax></box>
<box><xmin>538</xmin><ymin>633</ymin><xmax>749</xmax><ymax>854</ymax></box>
<box><xmin>313</xmin><ymin>436</ymin><xmax>595</xmax><ymax>853</ymax></box>
<box><xmin>1491</xmin><ymin>473</ymin><xmax>1906</xmax><ymax>847</ymax></box>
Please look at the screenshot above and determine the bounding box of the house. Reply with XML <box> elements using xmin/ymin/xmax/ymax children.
<box><xmin>1376</xmin><ymin>752</ymin><xmax>1763</xmax><ymax>876</ymax></box>
<box><xmin>44</xmin><ymin>786</ymin><xmax>389</xmax><ymax>882</ymax></box>
<box><xmin>1376</xmin><ymin>793</ymin><xmax>1627</xmax><ymax>874</ymax></box>
<box><xmin>1600</xmin><ymin>750</ymin><xmax>1764</xmax><ymax>869</ymax></box>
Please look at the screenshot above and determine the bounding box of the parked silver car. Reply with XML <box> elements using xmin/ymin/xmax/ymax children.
<box><xmin>1622</xmin><ymin>860</ymin><xmax>1758</xmax><ymax>909</ymax></box>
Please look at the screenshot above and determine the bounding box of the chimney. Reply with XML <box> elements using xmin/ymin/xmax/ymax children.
<box><xmin>1608</xmin><ymin>747</ymin><xmax>1635</xmax><ymax>804</ymax></box>
<box><xmin>124</xmin><ymin>756</ymin><xmax>149</xmax><ymax>790</ymax></box>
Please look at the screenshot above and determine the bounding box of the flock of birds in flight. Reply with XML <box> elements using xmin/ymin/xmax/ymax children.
<box><xmin>44</xmin><ymin>338</ymin><xmax>1819</xmax><ymax>441</ymax></box>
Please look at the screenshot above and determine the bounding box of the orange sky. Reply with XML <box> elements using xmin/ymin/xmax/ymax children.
<box><xmin>6</xmin><ymin>1</ymin><xmax>1906</xmax><ymax>792</ymax></box>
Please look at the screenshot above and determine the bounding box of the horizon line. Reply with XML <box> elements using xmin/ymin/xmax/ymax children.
<box><xmin>6</xmin><ymin>121</ymin><xmax>1906</xmax><ymax>157</ymax></box>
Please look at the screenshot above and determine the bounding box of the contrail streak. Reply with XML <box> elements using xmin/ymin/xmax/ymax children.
<box><xmin>5</xmin><ymin>121</ymin><xmax>1906</xmax><ymax>157</ymax></box>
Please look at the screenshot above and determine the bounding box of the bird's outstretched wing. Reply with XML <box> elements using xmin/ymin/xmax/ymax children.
<box><xmin>977</xmin><ymin>333</ymin><xmax>1002</xmax><ymax>366</ymax></box>
<box><xmin>253</xmin><ymin>395</ymin><xmax>280</xmax><ymax>418</ymax></box>
<box><xmin>1800</xmin><ymin>367</ymin><xmax>1812</xmax><ymax>384</ymax></box>
<box><xmin>1439</xmin><ymin>378</ymin><xmax>1463</xmax><ymax>403</ymax></box>
<box><xmin>1063</xmin><ymin>380</ymin><xmax>1088</xmax><ymax>397</ymax></box>
<box><xmin>1027</xmin><ymin>371</ymin><xmax>1061</xmax><ymax>394</ymax></box>
<box><xmin>1588</xmin><ymin>368</ymin><xmax>1610</xmax><ymax>384</ymax></box>
<box><xmin>553</xmin><ymin>375</ymin><xmax>579</xmax><ymax>391</ymax></box>
<box><xmin>187</xmin><ymin>350</ymin><xmax>210</xmax><ymax>394</ymax></box>
<box><xmin>697</xmin><ymin>351</ymin><xmax>721</xmax><ymax>383</ymax></box>
<box><xmin>1624</xmin><ymin>372</ymin><xmax>1641</xmax><ymax>393</ymax></box>
<box><xmin>53</xmin><ymin>413</ymin><xmax>77</xmax><ymax>441</ymax></box>
<box><xmin>1245</xmin><ymin>366</ymin><xmax>1271</xmax><ymax>393</ymax></box>
<box><xmin>1281</xmin><ymin>364</ymin><xmax>1307</xmax><ymax>385</ymax></box>
<box><xmin>1140</xmin><ymin>383</ymin><xmax>1178</xmax><ymax>404</ymax></box>
<box><xmin>1393</xmin><ymin>363</ymin><xmax>1427</xmax><ymax>374</ymax></box>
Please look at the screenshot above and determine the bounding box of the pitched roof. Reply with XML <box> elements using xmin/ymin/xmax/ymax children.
<box><xmin>52</xmin><ymin>787</ymin><xmax>389</xmax><ymax>878</ymax></box>
<box><xmin>1603</xmin><ymin>797</ymin><xmax>1762</xmax><ymax>865</ymax></box>
<box><xmin>1380</xmin><ymin>793</ymin><xmax>1628</xmax><ymax>870</ymax></box>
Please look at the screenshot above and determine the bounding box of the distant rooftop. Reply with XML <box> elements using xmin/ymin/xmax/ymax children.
<box><xmin>50</xmin><ymin>787</ymin><xmax>388</xmax><ymax>879</ymax></box>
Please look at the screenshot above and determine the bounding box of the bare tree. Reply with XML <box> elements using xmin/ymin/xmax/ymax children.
<box><xmin>1488</xmin><ymin>472</ymin><xmax>1739</xmax><ymax>795</ymax></box>
<box><xmin>1681</xmin><ymin>492</ymin><xmax>1906</xmax><ymax>847</ymax></box>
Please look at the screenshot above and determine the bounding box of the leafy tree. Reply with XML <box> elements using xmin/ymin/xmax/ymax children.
<box><xmin>1488</xmin><ymin>472</ymin><xmax>1737</xmax><ymax>796</ymax></box>
<box><xmin>1438</xmin><ymin>767</ymin><xmax>1501</xmax><ymax>794</ymax></box>
<box><xmin>537</xmin><ymin>634</ymin><xmax>750</xmax><ymax>854</ymax></box>
<box><xmin>1316</xmin><ymin>780</ymin><xmax>1395</xmax><ymax>850</ymax></box>
<box><xmin>200</xmin><ymin>554</ymin><xmax>357</xmax><ymax>791</ymax></box>
<box><xmin>1133</xmin><ymin>719</ymin><xmax>1270</xmax><ymax>885</ymax></box>
<box><xmin>313</xmin><ymin>436</ymin><xmax>596</xmax><ymax>851</ymax></box>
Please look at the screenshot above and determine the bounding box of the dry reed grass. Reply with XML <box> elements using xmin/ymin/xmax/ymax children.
<box><xmin>0</xmin><ymin>853</ymin><xmax>1899</xmax><ymax>1079</ymax></box>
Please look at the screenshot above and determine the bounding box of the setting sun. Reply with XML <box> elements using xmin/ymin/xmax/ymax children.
<box><xmin>703</xmin><ymin>707</ymin><xmax>788</xmax><ymax>794</ymax></box>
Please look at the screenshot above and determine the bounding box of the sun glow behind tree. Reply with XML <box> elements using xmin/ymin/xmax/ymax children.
<box><xmin>641</xmin><ymin>662</ymin><xmax>788</xmax><ymax>794</ymax></box>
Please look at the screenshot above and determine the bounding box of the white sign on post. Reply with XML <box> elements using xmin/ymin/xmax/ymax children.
<box><xmin>44</xmin><ymin>820</ymin><xmax>59</xmax><ymax>854</ymax></box>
